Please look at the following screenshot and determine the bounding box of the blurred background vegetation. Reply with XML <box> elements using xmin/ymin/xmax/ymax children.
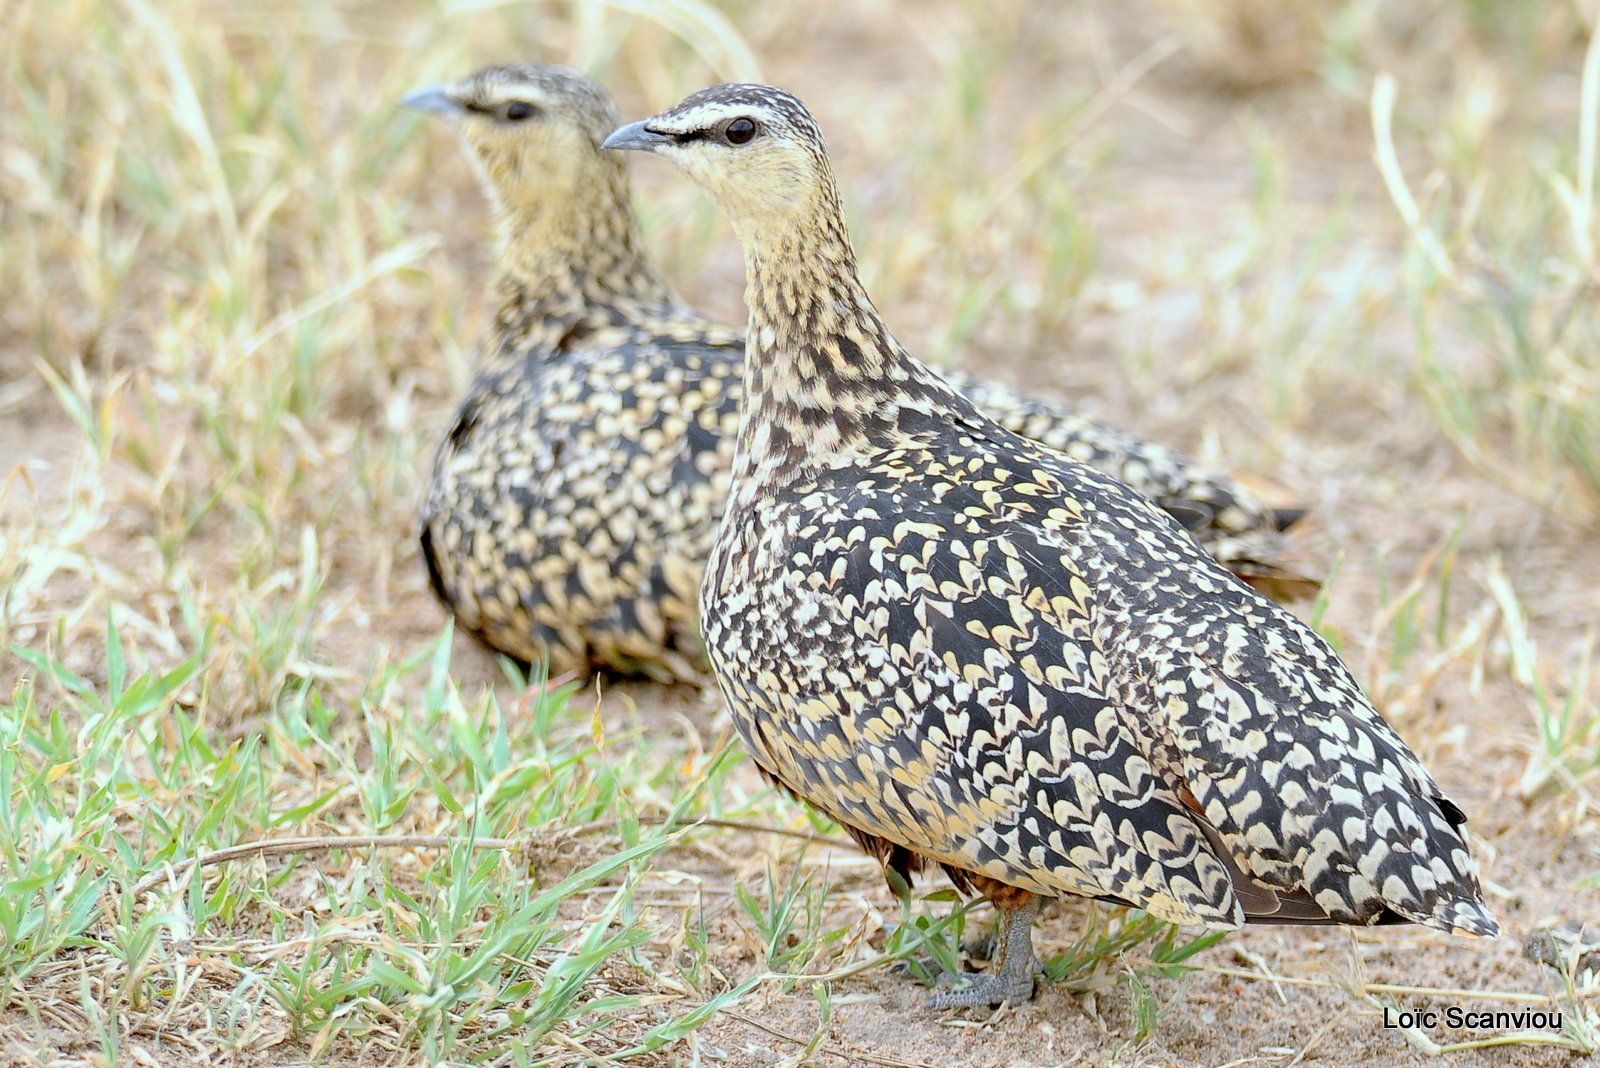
<box><xmin>1</xmin><ymin>0</ymin><xmax>1598</xmax><ymax>1064</ymax></box>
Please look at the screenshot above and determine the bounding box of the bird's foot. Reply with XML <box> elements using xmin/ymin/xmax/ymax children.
<box><xmin>925</xmin><ymin>962</ymin><xmax>1037</xmax><ymax>1010</ymax></box>
<box><xmin>924</xmin><ymin>895</ymin><xmax>1042</xmax><ymax>1010</ymax></box>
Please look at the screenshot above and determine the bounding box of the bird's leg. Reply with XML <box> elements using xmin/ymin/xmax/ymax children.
<box><xmin>926</xmin><ymin>892</ymin><xmax>1043</xmax><ymax>1010</ymax></box>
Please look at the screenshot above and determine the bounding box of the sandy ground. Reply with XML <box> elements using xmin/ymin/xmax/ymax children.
<box><xmin>6</xmin><ymin>2</ymin><xmax>1600</xmax><ymax>1065</ymax></box>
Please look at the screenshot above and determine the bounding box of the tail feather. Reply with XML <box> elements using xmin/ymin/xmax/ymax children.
<box><xmin>1180</xmin><ymin>783</ymin><xmax>1497</xmax><ymax>936</ymax></box>
<box><xmin>419</xmin><ymin>523</ymin><xmax>451</xmax><ymax>607</ymax></box>
<box><xmin>1234</xmin><ymin>563</ymin><xmax>1322</xmax><ymax>603</ymax></box>
<box><xmin>1269</xmin><ymin>507</ymin><xmax>1308</xmax><ymax>531</ymax></box>
<box><xmin>1204</xmin><ymin>528</ymin><xmax>1322</xmax><ymax>602</ymax></box>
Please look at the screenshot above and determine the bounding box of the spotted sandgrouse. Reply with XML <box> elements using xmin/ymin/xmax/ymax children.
<box><xmin>604</xmin><ymin>83</ymin><xmax>1496</xmax><ymax>1008</ymax></box>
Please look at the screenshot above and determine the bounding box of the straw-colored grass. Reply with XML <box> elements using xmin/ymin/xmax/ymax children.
<box><xmin>2</xmin><ymin>0</ymin><xmax>1598</xmax><ymax>1064</ymax></box>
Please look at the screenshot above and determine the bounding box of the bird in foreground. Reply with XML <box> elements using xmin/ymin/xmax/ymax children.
<box><xmin>603</xmin><ymin>85</ymin><xmax>1497</xmax><ymax>1009</ymax></box>
<box><xmin>404</xmin><ymin>63</ymin><xmax>1310</xmax><ymax>683</ymax></box>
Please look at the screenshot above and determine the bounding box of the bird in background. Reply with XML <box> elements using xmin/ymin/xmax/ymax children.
<box><xmin>603</xmin><ymin>83</ymin><xmax>1496</xmax><ymax>1009</ymax></box>
<box><xmin>403</xmin><ymin>63</ymin><xmax>1310</xmax><ymax>684</ymax></box>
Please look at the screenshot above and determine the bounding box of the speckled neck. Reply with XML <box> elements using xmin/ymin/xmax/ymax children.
<box><xmin>487</xmin><ymin>152</ymin><xmax>679</xmax><ymax>358</ymax></box>
<box><xmin>731</xmin><ymin>168</ymin><xmax>957</xmax><ymax>493</ymax></box>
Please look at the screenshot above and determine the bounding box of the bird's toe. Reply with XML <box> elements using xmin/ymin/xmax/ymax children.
<box><xmin>925</xmin><ymin>969</ymin><xmax>1036</xmax><ymax>1011</ymax></box>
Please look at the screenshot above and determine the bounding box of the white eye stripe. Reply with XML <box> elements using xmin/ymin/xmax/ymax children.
<box><xmin>656</xmin><ymin>100</ymin><xmax>771</xmax><ymax>135</ymax></box>
<box><xmin>476</xmin><ymin>86</ymin><xmax>558</xmax><ymax>111</ymax></box>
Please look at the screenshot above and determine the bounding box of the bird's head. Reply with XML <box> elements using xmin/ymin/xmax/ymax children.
<box><xmin>602</xmin><ymin>84</ymin><xmax>836</xmax><ymax>241</ymax></box>
<box><xmin>403</xmin><ymin>63</ymin><xmax>622</xmax><ymax>219</ymax></box>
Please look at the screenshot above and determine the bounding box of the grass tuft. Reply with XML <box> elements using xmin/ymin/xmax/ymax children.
<box><xmin>3</xmin><ymin>0</ymin><xmax>1598</xmax><ymax>1062</ymax></box>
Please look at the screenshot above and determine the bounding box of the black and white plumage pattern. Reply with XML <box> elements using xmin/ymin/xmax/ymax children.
<box><xmin>704</xmin><ymin>383</ymin><xmax>1489</xmax><ymax>934</ymax></box>
<box><xmin>608</xmin><ymin>82</ymin><xmax>1496</xmax><ymax>1006</ymax></box>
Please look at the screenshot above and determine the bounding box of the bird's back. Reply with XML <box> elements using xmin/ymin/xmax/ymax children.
<box><xmin>424</xmin><ymin>320</ymin><xmax>1314</xmax><ymax>679</ymax></box>
<box><xmin>948</xmin><ymin>372</ymin><xmax>1313</xmax><ymax>598</ymax></box>
<box><xmin>422</xmin><ymin>318</ymin><xmax>744</xmax><ymax>679</ymax></box>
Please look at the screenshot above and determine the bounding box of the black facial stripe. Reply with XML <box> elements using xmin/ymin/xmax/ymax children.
<box><xmin>462</xmin><ymin>100</ymin><xmax>540</xmax><ymax>121</ymax></box>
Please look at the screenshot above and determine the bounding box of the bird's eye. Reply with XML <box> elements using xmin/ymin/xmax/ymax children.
<box><xmin>723</xmin><ymin>117</ymin><xmax>757</xmax><ymax>145</ymax></box>
<box><xmin>500</xmin><ymin>101</ymin><xmax>538</xmax><ymax>123</ymax></box>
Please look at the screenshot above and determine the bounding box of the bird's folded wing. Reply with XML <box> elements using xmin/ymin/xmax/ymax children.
<box><xmin>725</xmin><ymin>494</ymin><xmax>1244</xmax><ymax>928</ymax></box>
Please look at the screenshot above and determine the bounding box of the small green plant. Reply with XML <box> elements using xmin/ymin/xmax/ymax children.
<box><xmin>3</xmin><ymin>0</ymin><xmax>1595</xmax><ymax>1061</ymax></box>
<box><xmin>733</xmin><ymin>860</ymin><xmax>830</xmax><ymax>974</ymax></box>
<box><xmin>1484</xmin><ymin>560</ymin><xmax>1600</xmax><ymax>800</ymax></box>
<box><xmin>1045</xmin><ymin>910</ymin><xmax>1227</xmax><ymax>1043</ymax></box>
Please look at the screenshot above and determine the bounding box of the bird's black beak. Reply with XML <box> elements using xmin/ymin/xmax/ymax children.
<box><xmin>401</xmin><ymin>85</ymin><xmax>463</xmax><ymax>118</ymax></box>
<box><xmin>602</xmin><ymin>120</ymin><xmax>674</xmax><ymax>153</ymax></box>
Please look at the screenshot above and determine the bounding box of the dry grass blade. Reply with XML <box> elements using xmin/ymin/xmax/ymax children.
<box><xmin>1370</xmin><ymin>72</ymin><xmax>1457</xmax><ymax>283</ymax></box>
<box><xmin>723</xmin><ymin>1009</ymin><xmax>938</xmax><ymax>1068</ymax></box>
<box><xmin>126</xmin><ymin>816</ymin><xmax>848</xmax><ymax>901</ymax></box>
<box><xmin>443</xmin><ymin>0</ymin><xmax>762</xmax><ymax>81</ymax></box>
<box><xmin>3</xmin><ymin>0</ymin><xmax>1598</xmax><ymax>1063</ymax></box>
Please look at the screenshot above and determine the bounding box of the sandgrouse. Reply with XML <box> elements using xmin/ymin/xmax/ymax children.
<box><xmin>604</xmin><ymin>83</ymin><xmax>1497</xmax><ymax>1009</ymax></box>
